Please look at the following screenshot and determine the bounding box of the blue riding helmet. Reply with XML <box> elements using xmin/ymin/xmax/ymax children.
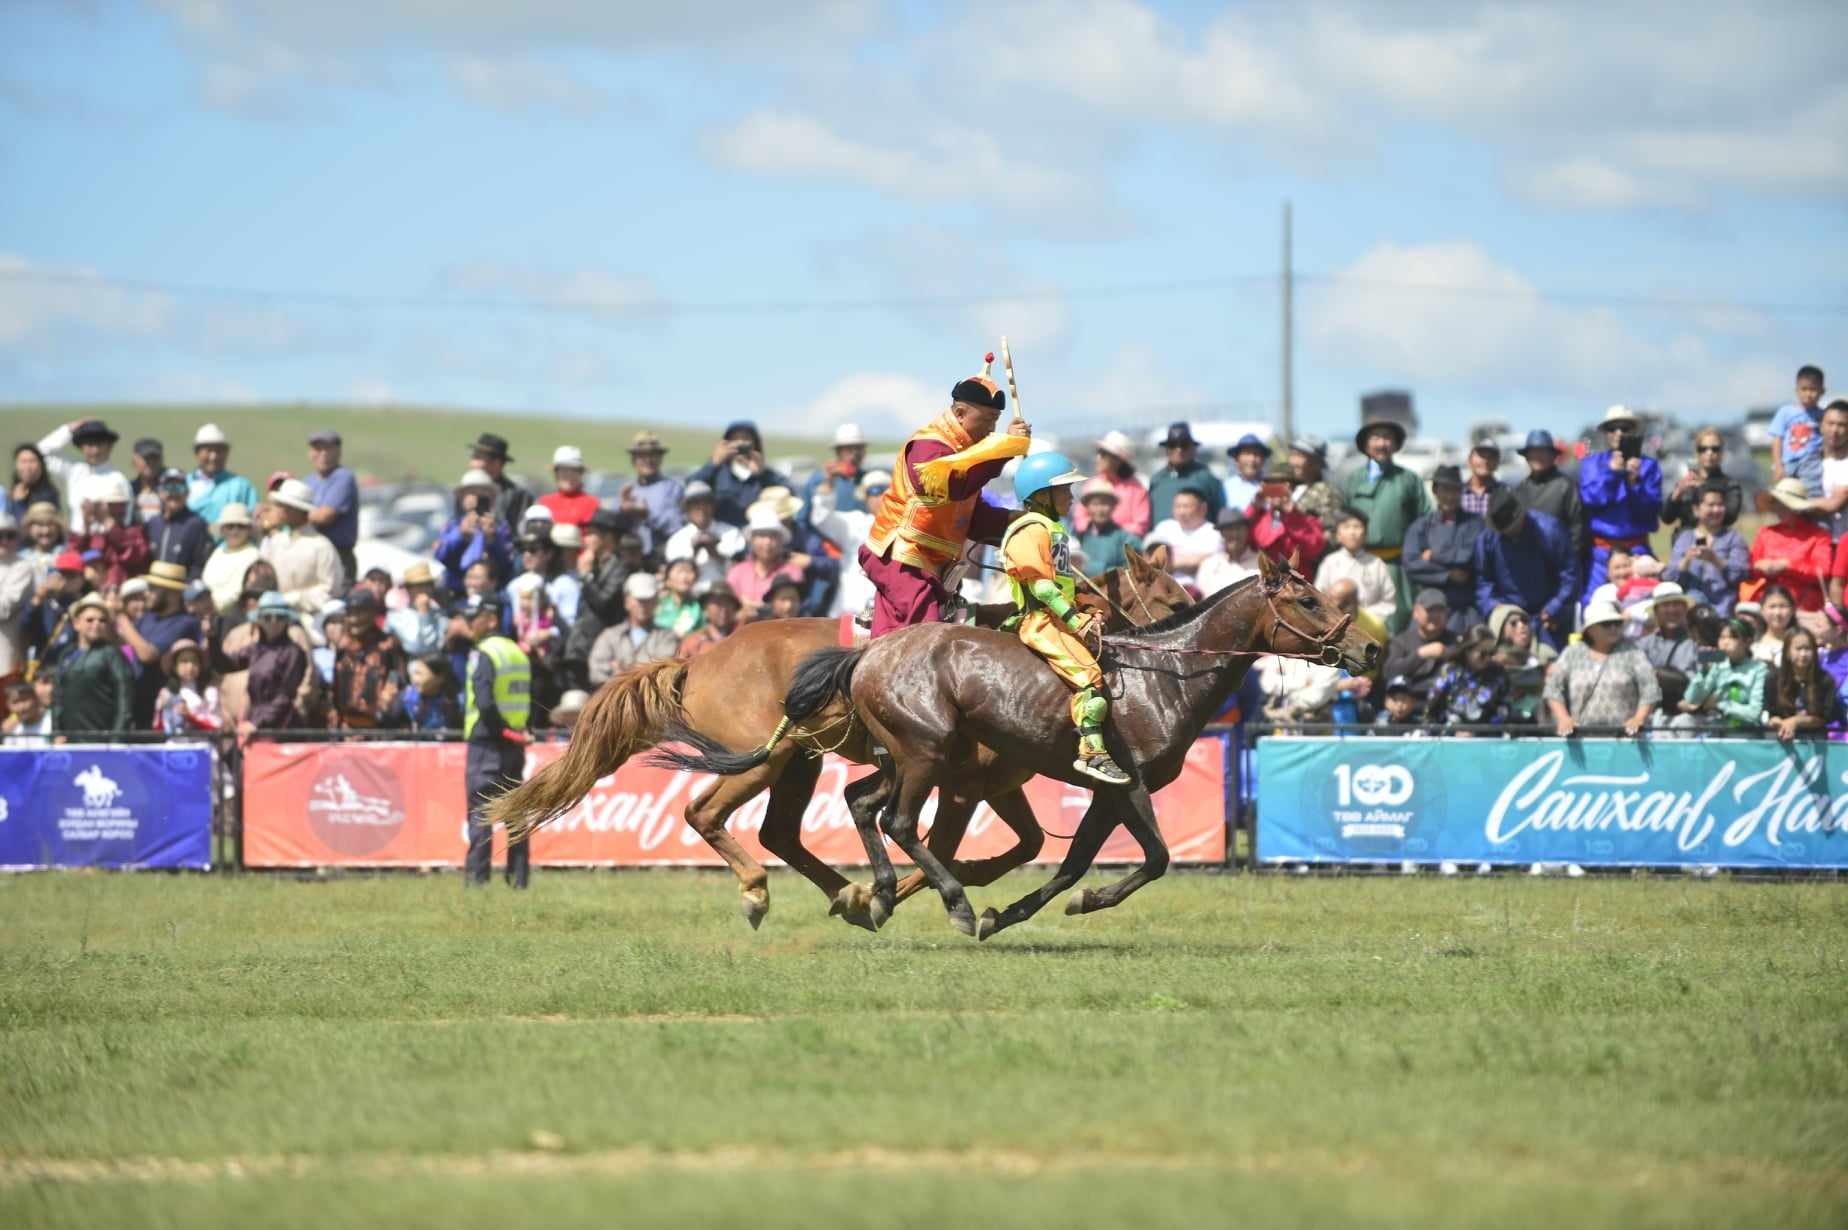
<box><xmin>1013</xmin><ymin>452</ymin><xmax>1087</xmax><ymax>504</ymax></box>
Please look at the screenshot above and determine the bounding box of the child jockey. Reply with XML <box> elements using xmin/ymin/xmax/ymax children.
<box><xmin>1000</xmin><ymin>451</ymin><xmax>1132</xmax><ymax>786</ymax></box>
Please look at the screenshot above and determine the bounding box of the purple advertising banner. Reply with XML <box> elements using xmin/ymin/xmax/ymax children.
<box><xmin>0</xmin><ymin>745</ymin><xmax>214</xmax><ymax>870</ymax></box>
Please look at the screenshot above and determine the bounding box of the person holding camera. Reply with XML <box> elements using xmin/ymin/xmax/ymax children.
<box><xmin>1245</xmin><ymin>458</ymin><xmax>1326</xmax><ymax>571</ymax></box>
<box><xmin>1661</xmin><ymin>427</ymin><xmax>1743</xmax><ymax>531</ymax></box>
<box><xmin>1578</xmin><ymin>406</ymin><xmax>1662</xmax><ymax>600</ymax></box>
<box><xmin>435</xmin><ymin>470</ymin><xmax>515</xmax><ymax>596</ymax></box>
<box><xmin>1662</xmin><ymin>482</ymin><xmax>1749</xmax><ymax>617</ymax></box>
<box><xmin>691</xmin><ymin>421</ymin><xmax>789</xmax><ymax>527</ymax></box>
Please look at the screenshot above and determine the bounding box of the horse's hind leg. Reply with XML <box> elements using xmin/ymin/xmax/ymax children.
<box><xmin>977</xmin><ymin>793</ymin><xmax>1118</xmax><ymax>941</ymax></box>
<box><xmin>683</xmin><ymin>757</ymin><xmax>780</xmax><ymax>930</ymax></box>
<box><xmin>844</xmin><ymin>765</ymin><xmax>900</xmax><ymax>929</ymax></box>
<box><xmin>753</xmin><ymin>751</ymin><xmax>861</xmax><ymax>916</ymax></box>
<box><xmin>894</xmin><ymin>785</ymin><xmax>1044</xmax><ymax>905</ymax></box>
<box><xmin>881</xmin><ymin>766</ymin><xmax>977</xmax><ymax>938</ymax></box>
<box><xmin>1065</xmin><ymin>786</ymin><xmax>1168</xmax><ymax>918</ymax></box>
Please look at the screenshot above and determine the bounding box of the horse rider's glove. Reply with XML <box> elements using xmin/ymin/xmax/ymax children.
<box><xmin>1069</xmin><ymin>608</ymin><xmax>1104</xmax><ymax>654</ymax></box>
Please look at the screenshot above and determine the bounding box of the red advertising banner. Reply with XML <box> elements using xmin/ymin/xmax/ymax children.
<box><xmin>242</xmin><ymin>738</ymin><xmax>1227</xmax><ymax>869</ymax></box>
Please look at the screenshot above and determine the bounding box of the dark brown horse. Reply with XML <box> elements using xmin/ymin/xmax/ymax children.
<box><xmin>663</xmin><ymin>553</ymin><xmax>1378</xmax><ymax>939</ymax></box>
<box><xmin>485</xmin><ymin>547</ymin><xmax>1189</xmax><ymax>929</ymax></box>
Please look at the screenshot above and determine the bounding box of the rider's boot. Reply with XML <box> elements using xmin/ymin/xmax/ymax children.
<box><xmin>1070</xmin><ymin>686</ymin><xmax>1131</xmax><ymax>786</ymax></box>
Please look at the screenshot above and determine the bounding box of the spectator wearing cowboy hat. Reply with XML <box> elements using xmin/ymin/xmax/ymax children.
<box><xmin>116</xmin><ymin>560</ymin><xmax>202</xmax><ymax>727</ymax></box>
<box><xmin>153</xmin><ymin>639</ymin><xmax>222</xmax><ymax>736</ymax></box>
<box><xmin>51</xmin><ymin>593</ymin><xmax>135</xmax><ymax>736</ymax></box>
<box><xmin>616</xmin><ymin>430</ymin><xmax>685</xmax><ymax>555</ymax></box>
<box><xmin>1513</xmin><ymin>429</ymin><xmax>1585</xmax><ymax>564</ymax></box>
<box><xmin>1146</xmin><ymin>421</ymin><xmax>1224</xmax><ymax>526</ymax></box>
<box><xmin>185</xmin><ymin>423</ymin><xmax>260</xmax><ymax>530</ymax></box>
<box><xmin>143</xmin><ymin>468</ymin><xmax>214</xmax><ymax>580</ymax></box>
<box><xmin>1222</xmin><ymin>433</ymin><xmax>1271</xmax><ymax>513</ymax></box>
<box><xmin>803</xmin><ymin>422</ymin><xmax>873</xmax><ymax>519</ymax></box>
<box><xmin>69</xmin><ymin>471</ymin><xmax>149</xmax><ymax>590</ymax></box>
<box><xmin>464</xmin><ymin>432</ymin><xmax>533</xmax><ymax>528</ymax></box>
<box><xmin>1636</xmin><ymin>583</ymin><xmax>1701</xmax><ymax>675</ymax></box>
<box><xmin>1664</xmin><ymin>482</ymin><xmax>1750</xmax><ymax>616</ymax></box>
<box><xmin>1544</xmin><ymin>600</ymin><xmax>1660</xmax><ymax>737</ymax></box>
<box><xmin>1474</xmin><ymin>489</ymin><xmax>1576</xmax><ymax>648</ymax></box>
<box><xmin>727</xmin><ymin>503</ymin><xmax>807</xmax><ymax>613</ymax></box>
<box><xmin>261</xmin><ymin>478</ymin><xmax>346</xmax><ymax>616</ymax></box>
<box><xmin>1072</xmin><ymin>431</ymin><xmax>1151</xmax><ymax>536</ymax></box>
<box><xmin>1287</xmin><ymin>435</ymin><xmax>1342</xmax><ymax>533</ymax></box>
<box><xmin>808</xmin><ymin>469</ymin><xmax>890</xmax><ymax>616</ymax></box>
<box><xmin>1402</xmin><ymin>465</ymin><xmax>1483</xmax><ymax>634</ymax></box>
<box><xmin>1245</xmin><ymin>457</ymin><xmax>1326</xmax><ymax>571</ymax></box>
<box><xmin>664</xmin><ymin>480</ymin><xmax>745</xmax><ymax>586</ymax></box>
<box><xmin>1073</xmin><ymin>477</ymin><xmax>1143</xmax><ymax>577</ymax></box>
<box><xmin>8</xmin><ymin>443</ymin><xmax>59</xmax><ymax>522</ymax></box>
<box><xmin>1749</xmin><ymin>478</ymin><xmax>1832</xmax><ymax>611</ymax></box>
<box><xmin>1577</xmin><ymin>405</ymin><xmax>1662</xmax><ymax>600</ymax></box>
<box><xmin>537</xmin><ymin>444</ymin><xmax>600</xmax><ymax>529</ymax></box>
<box><xmin>436</xmin><ymin>469</ymin><xmax>515</xmax><ymax>594</ymax></box>
<box><xmin>678</xmin><ymin>581</ymin><xmax>743</xmax><ymax>659</ymax></box>
<box><xmin>1460</xmin><ymin>440</ymin><xmax>1504</xmax><ymax>518</ymax></box>
<box><xmin>750</xmin><ymin>486</ymin><xmax>836</xmax><ymax>616</ymax></box>
<box><xmin>386</xmin><ymin>561</ymin><xmax>448</xmax><ymax>656</ymax></box>
<box><xmin>304</xmin><ymin>429</ymin><xmax>360</xmax><ymax>582</ymax></box>
<box><xmin>1342</xmin><ymin>419</ymin><xmax>1429</xmax><ymax>633</ymax></box>
<box><xmin>200</xmin><ymin>503</ymin><xmax>259</xmax><ymax>613</ymax></box>
<box><xmin>35</xmin><ymin>418</ymin><xmax>122</xmax><ymax>535</ymax></box>
<box><xmin>587</xmin><ymin>573</ymin><xmax>681</xmax><ymax>683</ymax></box>
<box><xmin>692</xmin><ymin>420</ymin><xmax>789</xmax><ymax>528</ymax></box>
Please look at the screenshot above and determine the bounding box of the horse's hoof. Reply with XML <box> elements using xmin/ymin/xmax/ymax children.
<box><xmin>1064</xmin><ymin>888</ymin><xmax>1090</xmax><ymax>916</ymax></box>
<box><xmin>948</xmin><ymin>904</ymin><xmax>978</xmax><ymax>938</ymax></box>
<box><xmin>868</xmin><ymin>892</ymin><xmax>893</xmax><ymax>931</ymax></box>
<box><xmin>741</xmin><ymin>889</ymin><xmax>769</xmax><ymax>931</ymax></box>
<box><xmin>976</xmin><ymin>908</ymin><xmax>1001</xmax><ymax>942</ymax></box>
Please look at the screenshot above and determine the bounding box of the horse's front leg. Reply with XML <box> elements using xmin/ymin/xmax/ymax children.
<box><xmin>976</xmin><ymin>792</ymin><xmax>1118</xmax><ymax>941</ymax></box>
<box><xmin>1064</xmin><ymin>785</ymin><xmax>1168</xmax><ymax>917</ymax></box>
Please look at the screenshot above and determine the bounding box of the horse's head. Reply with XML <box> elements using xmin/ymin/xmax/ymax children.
<box><xmin>1254</xmin><ymin>553</ymin><xmax>1381</xmax><ymax>672</ymax></box>
<box><xmin>1092</xmin><ymin>544</ymin><xmax>1192</xmax><ymax>629</ymax></box>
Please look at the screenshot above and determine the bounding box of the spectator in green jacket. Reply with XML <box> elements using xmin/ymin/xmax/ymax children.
<box><xmin>1073</xmin><ymin>478</ymin><xmax>1142</xmax><ymax>576</ymax></box>
<box><xmin>1342</xmin><ymin>420</ymin><xmax>1430</xmax><ymax>633</ymax></box>
<box><xmin>1145</xmin><ymin>422</ymin><xmax>1224</xmax><ymax>525</ymax></box>
<box><xmin>51</xmin><ymin>594</ymin><xmax>135</xmax><ymax>737</ymax></box>
<box><xmin>1670</xmin><ymin>618</ymin><xmax>1767</xmax><ymax>732</ymax></box>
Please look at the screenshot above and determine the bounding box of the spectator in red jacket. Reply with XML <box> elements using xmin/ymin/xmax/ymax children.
<box><xmin>536</xmin><ymin>445</ymin><xmax>599</xmax><ymax>528</ymax></box>
<box><xmin>1245</xmin><ymin>459</ymin><xmax>1326</xmax><ymax>570</ymax></box>
<box><xmin>67</xmin><ymin>471</ymin><xmax>149</xmax><ymax>589</ymax></box>
<box><xmin>1749</xmin><ymin>478</ymin><xmax>1833</xmax><ymax>611</ymax></box>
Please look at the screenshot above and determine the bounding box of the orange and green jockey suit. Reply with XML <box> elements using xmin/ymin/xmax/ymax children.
<box><xmin>1000</xmin><ymin>510</ymin><xmax>1113</xmax><ymax>757</ymax></box>
<box><xmin>859</xmin><ymin>407</ymin><xmax>1029</xmax><ymax>636</ymax></box>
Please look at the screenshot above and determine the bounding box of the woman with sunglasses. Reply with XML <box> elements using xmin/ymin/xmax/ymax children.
<box><xmin>1662</xmin><ymin>427</ymin><xmax>1742</xmax><ymax>531</ymax></box>
<box><xmin>1488</xmin><ymin>603</ymin><xmax>1555</xmax><ymax>723</ymax></box>
<box><xmin>221</xmin><ymin>590</ymin><xmax>309</xmax><ymax>734</ymax></box>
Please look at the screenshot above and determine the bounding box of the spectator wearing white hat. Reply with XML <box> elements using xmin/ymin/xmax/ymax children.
<box><xmin>802</xmin><ymin>422</ymin><xmax>872</xmax><ymax>519</ymax></box>
<box><xmin>200</xmin><ymin>503</ymin><xmax>260</xmax><ymax>613</ymax></box>
<box><xmin>727</xmin><ymin>505</ymin><xmax>806</xmax><ymax>614</ymax></box>
<box><xmin>1544</xmin><ymin>600</ymin><xmax>1659</xmax><ymax>737</ymax></box>
<box><xmin>809</xmin><ymin>468</ymin><xmax>891</xmax><ymax>616</ymax></box>
<box><xmin>34</xmin><ymin>418</ymin><xmax>122</xmax><ymax>535</ymax></box>
<box><xmin>537</xmin><ymin>444</ymin><xmax>599</xmax><ymax>529</ymax></box>
<box><xmin>587</xmin><ymin>572</ymin><xmax>681</xmax><ymax>683</ymax></box>
<box><xmin>1072</xmin><ymin>430</ymin><xmax>1151</xmax><ymax>537</ymax></box>
<box><xmin>261</xmin><ymin>478</ymin><xmax>346</xmax><ymax>616</ymax></box>
<box><xmin>68</xmin><ymin>471</ymin><xmax>149</xmax><ymax>589</ymax></box>
<box><xmin>664</xmin><ymin>480</ymin><xmax>744</xmax><ymax>586</ymax></box>
<box><xmin>614</xmin><ymin>431</ymin><xmax>685</xmax><ymax>555</ymax></box>
<box><xmin>541</xmin><ymin>523</ymin><xmax>583</xmax><ymax>625</ymax></box>
<box><xmin>304</xmin><ymin>429</ymin><xmax>360</xmax><ymax>583</ymax></box>
<box><xmin>436</xmin><ymin>469</ymin><xmax>515</xmax><ymax>596</ymax></box>
<box><xmin>1636</xmin><ymin>583</ymin><xmax>1700</xmax><ymax>675</ymax></box>
<box><xmin>185</xmin><ymin>423</ymin><xmax>260</xmax><ymax>530</ymax></box>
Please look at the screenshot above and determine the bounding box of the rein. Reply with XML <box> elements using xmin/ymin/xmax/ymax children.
<box><xmin>1102</xmin><ymin>583</ymin><xmax>1356</xmax><ymax>667</ymax></box>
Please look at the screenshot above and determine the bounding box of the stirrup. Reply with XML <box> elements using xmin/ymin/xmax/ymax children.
<box><xmin>1073</xmin><ymin>751</ymin><xmax>1131</xmax><ymax>786</ymax></box>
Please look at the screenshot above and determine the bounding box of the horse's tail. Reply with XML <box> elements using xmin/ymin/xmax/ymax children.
<box><xmin>489</xmin><ymin>658</ymin><xmax>686</xmax><ymax>843</ymax></box>
<box><xmin>650</xmin><ymin>645</ymin><xmax>865</xmax><ymax>777</ymax></box>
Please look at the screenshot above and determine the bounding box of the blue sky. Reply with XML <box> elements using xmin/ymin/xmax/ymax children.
<box><xmin>2</xmin><ymin>0</ymin><xmax>1844</xmax><ymax>448</ymax></box>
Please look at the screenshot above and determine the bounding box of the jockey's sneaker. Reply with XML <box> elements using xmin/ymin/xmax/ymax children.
<box><xmin>1073</xmin><ymin>751</ymin><xmax>1131</xmax><ymax>786</ymax></box>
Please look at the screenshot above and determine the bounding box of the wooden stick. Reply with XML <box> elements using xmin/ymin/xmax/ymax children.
<box><xmin>1001</xmin><ymin>335</ymin><xmax>1023</xmax><ymax>422</ymax></box>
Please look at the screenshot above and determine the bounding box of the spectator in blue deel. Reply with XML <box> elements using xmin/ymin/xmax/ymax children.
<box><xmin>436</xmin><ymin>469</ymin><xmax>516</xmax><ymax>594</ymax></box>
<box><xmin>1476</xmin><ymin>489</ymin><xmax>1576</xmax><ymax>648</ymax></box>
<box><xmin>305</xmin><ymin>429</ymin><xmax>360</xmax><ymax>583</ymax></box>
<box><xmin>691</xmin><ymin>420</ymin><xmax>789</xmax><ymax>527</ymax></box>
<box><xmin>1146</xmin><ymin>422</ymin><xmax>1224</xmax><ymax>526</ymax></box>
<box><xmin>1577</xmin><ymin>406</ymin><xmax>1661</xmax><ymax>599</ymax></box>
<box><xmin>1770</xmin><ymin>364</ymin><xmax>1827</xmax><ymax>496</ymax></box>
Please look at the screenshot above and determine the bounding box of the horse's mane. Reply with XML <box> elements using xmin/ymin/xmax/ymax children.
<box><xmin>1119</xmin><ymin>574</ymin><xmax>1259</xmax><ymax>638</ymax></box>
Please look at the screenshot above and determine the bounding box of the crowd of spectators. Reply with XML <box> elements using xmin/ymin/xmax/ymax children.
<box><xmin>2</xmin><ymin>363</ymin><xmax>1841</xmax><ymax>744</ymax></box>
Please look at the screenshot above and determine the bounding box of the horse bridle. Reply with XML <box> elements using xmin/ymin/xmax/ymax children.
<box><xmin>1262</xmin><ymin>587</ymin><xmax>1354</xmax><ymax>667</ymax></box>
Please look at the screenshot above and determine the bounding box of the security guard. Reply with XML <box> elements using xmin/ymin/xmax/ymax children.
<box><xmin>461</xmin><ymin>593</ymin><xmax>533</xmax><ymax>888</ymax></box>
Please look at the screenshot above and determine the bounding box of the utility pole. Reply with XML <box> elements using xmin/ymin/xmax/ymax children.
<box><xmin>1280</xmin><ymin>200</ymin><xmax>1294</xmax><ymax>446</ymax></box>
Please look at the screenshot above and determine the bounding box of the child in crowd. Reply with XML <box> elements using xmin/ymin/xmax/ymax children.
<box><xmin>1314</xmin><ymin>508</ymin><xmax>1397</xmax><ymax>626</ymax></box>
<box><xmin>1372</xmin><ymin>675</ymin><xmax>1423</xmax><ymax>730</ymax></box>
<box><xmin>2</xmin><ymin>679</ymin><xmax>53</xmax><ymax>744</ymax></box>
<box><xmin>1767</xmin><ymin>627</ymin><xmax>1839</xmax><ymax>741</ymax></box>
<box><xmin>401</xmin><ymin>654</ymin><xmax>460</xmax><ymax>732</ymax></box>
<box><xmin>1752</xmin><ymin>586</ymin><xmax>1796</xmax><ymax>666</ymax></box>
<box><xmin>653</xmin><ymin>558</ymin><xmax>705</xmax><ymax>637</ymax></box>
<box><xmin>1674</xmin><ymin>619</ymin><xmax>1767</xmax><ymax>731</ymax></box>
<box><xmin>154</xmin><ymin>639</ymin><xmax>223</xmax><ymax>736</ymax></box>
<box><xmin>764</xmin><ymin>575</ymin><xmax>803</xmax><ymax>620</ymax></box>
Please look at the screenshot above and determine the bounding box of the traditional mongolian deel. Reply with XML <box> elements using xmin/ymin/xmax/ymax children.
<box><xmin>1257</xmin><ymin>736</ymin><xmax>1848</xmax><ymax>869</ymax></box>
<box><xmin>0</xmin><ymin>745</ymin><xmax>214</xmax><ymax>869</ymax></box>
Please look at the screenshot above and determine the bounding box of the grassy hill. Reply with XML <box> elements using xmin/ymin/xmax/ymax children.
<box><xmin>1</xmin><ymin>403</ymin><xmax>873</xmax><ymax>489</ymax></box>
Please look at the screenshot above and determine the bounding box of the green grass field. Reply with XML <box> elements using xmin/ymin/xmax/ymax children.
<box><xmin>1</xmin><ymin>870</ymin><xmax>1844</xmax><ymax>1228</ymax></box>
<box><xmin>2</xmin><ymin>404</ymin><xmax>872</xmax><ymax>490</ymax></box>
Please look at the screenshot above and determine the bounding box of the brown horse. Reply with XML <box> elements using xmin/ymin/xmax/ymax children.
<box><xmin>662</xmin><ymin>553</ymin><xmax>1378</xmax><ymax>939</ymax></box>
<box><xmin>485</xmin><ymin>547</ymin><xmax>1188</xmax><ymax>929</ymax></box>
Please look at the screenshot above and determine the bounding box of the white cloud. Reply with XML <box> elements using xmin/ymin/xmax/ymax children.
<box><xmin>784</xmin><ymin>372</ymin><xmax>939</xmax><ymax>440</ymax></box>
<box><xmin>1306</xmin><ymin>240</ymin><xmax>1795</xmax><ymax>411</ymax></box>
<box><xmin>1515</xmin><ymin>159</ymin><xmax>1686</xmax><ymax>211</ymax></box>
<box><xmin>707</xmin><ymin>111</ymin><xmax>1086</xmax><ymax>212</ymax></box>
<box><xmin>439</xmin><ymin>264</ymin><xmax>660</xmax><ymax>316</ymax></box>
<box><xmin>0</xmin><ymin>253</ymin><xmax>175</xmax><ymax>344</ymax></box>
<box><xmin>449</xmin><ymin>58</ymin><xmax>604</xmax><ymax>113</ymax></box>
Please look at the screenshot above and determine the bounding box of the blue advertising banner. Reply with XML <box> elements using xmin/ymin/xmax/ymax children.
<box><xmin>0</xmin><ymin>745</ymin><xmax>214</xmax><ymax>870</ymax></box>
<box><xmin>1256</xmin><ymin>736</ymin><xmax>1848</xmax><ymax>869</ymax></box>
